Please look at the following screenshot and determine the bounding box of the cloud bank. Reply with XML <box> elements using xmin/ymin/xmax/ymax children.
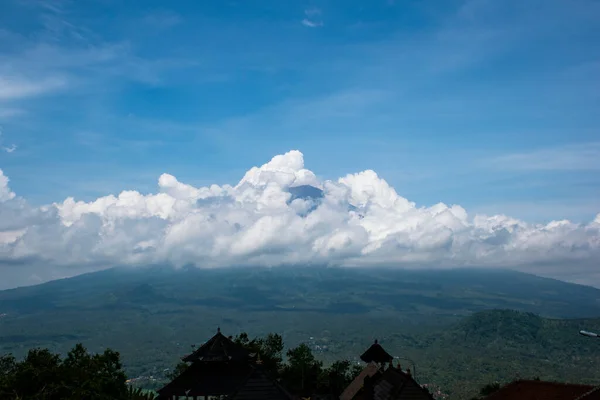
<box><xmin>1</xmin><ymin>150</ymin><xmax>599</xmax><ymax>287</ymax></box>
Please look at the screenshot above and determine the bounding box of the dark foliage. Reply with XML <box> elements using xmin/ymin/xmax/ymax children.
<box><xmin>233</xmin><ymin>331</ymin><xmax>284</xmax><ymax>378</ymax></box>
<box><xmin>4</xmin><ymin>267</ymin><xmax>600</xmax><ymax>399</ymax></box>
<box><xmin>166</xmin><ymin>361</ymin><xmax>188</xmax><ymax>381</ymax></box>
<box><xmin>479</xmin><ymin>382</ymin><xmax>501</xmax><ymax>396</ymax></box>
<box><xmin>0</xmin><ymin>344</ymin><xmax>142</xmax><ymax>400</ymax></box>
<box><xmin>232</xmin><ymin>332</ymin><xmax>362</xmax><ymax>398</ymax></box>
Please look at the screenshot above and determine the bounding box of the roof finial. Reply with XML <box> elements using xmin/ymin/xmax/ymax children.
<box><xmin>217</xmin><ymin>326</ymin><xmax>221</xmax><ymax>333</ymax></box>
<box><xmin>374</xmin><ymin>339</ymin><xmax>378</xmax><ymax>344</ymax></box>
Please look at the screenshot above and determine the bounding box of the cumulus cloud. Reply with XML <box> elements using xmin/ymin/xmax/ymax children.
<box><xmin>0</xmin><ymin>150</ymin><xmax>599</xmax><ymax>287</ymax></box>
<box><xmin>0</xmin><ymin>170</ymin><xmax>16</xmax><ymax>202</ymax></box>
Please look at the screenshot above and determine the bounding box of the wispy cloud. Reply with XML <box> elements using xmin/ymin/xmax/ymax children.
<box><xmin>142</xmin><ymin>10</ymin><xmax>182</xmax><ymax>29</ymax></box>
<box><xmin>301</xmin><ymin>8</ymin><xmax>323</xmax><ymax>28</ymax></box>
<box><xmin>1</xmin><ymin>1</ymin><xmax>194</xmax><ymax>93</ymax></box>
<box><xmin>74</xmin><ymin>130</ymin><xmax>166</xmax><ymax>155</ymax></box>
<box><xmin>301</xmin><ymin>19</ymin><xmax>323</xmax><ymax>28</ymax></box>
<box><xmin>0</xmin><ymin>108</ymin><xmax>26</xmax><ymax>119</ymax></box>
<box><xmin>488</xmin><ymin>142</ymin><xmax>600</xmax><ymax>171</ymax></box>
<box><xmin>304</xmin><ymin>7</ymin><xmax>321</xmax><ymax>17</ymax></box>
<box><xmin>0</xmin><ymin>76</ymin><xmax>66</xmax><ymax>100</ymax></box>
<box><xmin>0</xmin><ymin>127</ymin><xmax>17</xmax><ymax>153</ymax></box>
<box><xmin>473</xmin><ymin>198</ymin><xmax>600</xmax><ymax>224</ymax></box>
<box><xmin>3</xmin><ymin>145</ymin><xmax>17</xmax><ymax>153</ymax></box>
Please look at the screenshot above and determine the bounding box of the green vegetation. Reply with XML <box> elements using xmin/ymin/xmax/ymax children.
<box><xmin>0</xmin><ymin>344</ymin><xmax>130</xmax><ymax>400</ymax></box>
<box><xmin>2</xmin><ymin>267</ymin><xmax>600</xmax><ymax>399</ymax></box>
<box><xmin>0</xmin><ymin>336</ymin><xmax>366</xmax><ymax>400</ymax></box>
<box><xmin>232</xmin><ymin>332</ymin><xmax>363</xmax><ymax>398</ymax></box>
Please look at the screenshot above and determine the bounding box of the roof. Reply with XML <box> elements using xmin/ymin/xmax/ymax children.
<box><xmin>229</xmin><ymin>366</ymin><xmax>296</xmax><ymax>400</ymax></box>
<box><xmin>360</xmin><ymin>340</ymin><xmax>394</xmax><ymax>364</ymax></box>
<box><xmin>340</xmin><ymin>365</ymin><xmax>433</xmax><ymax>400</ymax></box>
<box><xmin>483</xmin><ymin>380</ymin><xmax>596</xmax><ymax>400</ymax></box>
<box><xmin>576</xmin><ymin>387</ymin><xmax>600</xmax><ymax>400</ymax></box>
<box><xmin>182</xmin><ymin>328</ymin><xmax>250</xmax><ymax>362</ymax></box>
<box><xmin>371</xmin><ymin>367</ymin><xmax>434</xmax><ymax>400</ymax></box>
<box><xmin>339</xmin><ymin>362</ymin><xmax>380</xmax><ymax>400</ymax></box>
<box><xmin>157</xmin><ymin>360</ymin><xmax>253</xmax><ymax>397</ymax></box>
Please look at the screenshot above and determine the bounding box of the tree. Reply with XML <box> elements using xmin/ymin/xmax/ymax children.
<box><xmin>0</xmin><ymin>344</ymin><xmax>129</xmax><ymax>400</ymax></box>
<box><xmin>280</xmin><ymin>343</ymin><xmax>323</xmax><ymax>397</ymax></box>
<box><xmin>166</xmin><ymin>361</ymin><xmax>189</xmax><ymax>380</ymax></box>
<box><xmin>1</xmin><ymin>348</ymin><xmax>63</xmax><ymax>399</ymax></box>
<box><xmin>126</xmin><ymin>386</ymin><xmax>158</xmax><ymax>400</ymax></box>
<box><xmin>479</xmin><ymin>382</ymin><xmax>501</xmax><ymax>396</ymax></box>
<box><xmin>233</xmin><ymin>332</ymin><xmax>284</xmax><ymax>378</ymax></box>
<box><xmin>323</xmin><ymin>360</ymin><xmax>363</xmax><ymax>397</ymax></box>
<box><xmin>231</xmin><ymin>333</ymin><xmax>364</xmax><ymax>397</ymax></box>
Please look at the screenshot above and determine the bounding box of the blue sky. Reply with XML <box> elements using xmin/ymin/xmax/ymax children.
<box><xmin>0</xmin><ymin>0</ymin><xmax>599</xmax><ymax>223</ymax></box>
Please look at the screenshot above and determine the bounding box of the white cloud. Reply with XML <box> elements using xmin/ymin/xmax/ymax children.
<box><xmin>304</xmin><ymin>8</ymin><xmax>322</xmax><ymax>17</ymax></box>
<box><xmin>487</xmin><ymin>142</ymin><xmax>600</xmax><ymax>171</ymax></box>
<box><xmin>0</xmin><ymin>108</ymin><xmax>26</xmax><ymax>119</ymax></box>
<box><xmin>0</xmin><ymin>128</ymin><xmax>17</xmax><ymax>153</ymax></box>
<box><xmin>0</xmin><ymin>75</ymin><xmax>66</xmax><ymax>100</ymax></box>
<box><xmin>0</xmin><ymin>169</ymin><xmax>16</xmax><ymax>202</ymax></box>
<box><xmin>0</xmin><ymin>150</ymin><xmax>599</xmax><ymax>288</ymax></box>
<box><xmin>301</xmin><ymin>9</ymin><xmax>323</xmax><ymax>28</ymax></box>
<box><xmin>301</xmin><ymin>19</ymin><xmax>323</xmax><ymax>28</ymax></box>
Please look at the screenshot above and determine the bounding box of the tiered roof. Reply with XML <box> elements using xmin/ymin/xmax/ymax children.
<box><xmin>340</xmin><ymin>363</ymin><xmax>432</xmax><ymax>400</ymax></box>
<box><xmin>158</xmin><ymin>360</ymin><xmax>253</xmax><ymax>398</ymax></box>
<box><xmin>369</xmin><ymin>367</ymin><xmax>433</xmax><ymax>400</ymax></box>
<box><xmin>360</xmin><ymin>340</ymin><xmax>394</xmax><ymax>364</ymax></box>
<box><xmin>229</xmin><ymin>366</ymin><xmax>295</xmax><ymax>400</ymax></box>
<box><xmin>182</xmin><ymin>327</ymin><xmax>250</xmax><ymax>362</ymax></box>
<box><xmin>157</xmin><ymin>328</ymin><xmax>292</xmax><ymax>400</ymax></box>
<box><xmin>483</xmin><ymin>380</ymin><xmax>598</xmax><ymax>400</ymax></box>
<box><xmin>576</xmin><ymin>386</ymin><xmax>600</xmax><ymax>400</ymax></box>
<box><xmin>339</xmin><ymin>362</ymin><xmax>380</xmax><ymax>400</ymax></box>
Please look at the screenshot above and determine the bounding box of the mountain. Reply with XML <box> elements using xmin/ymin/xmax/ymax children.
<box><xmin>408</xmin><ymin>309</ymin><xmax>600</xmax><ymax>398</ymax></box>
<box><xmin>1</xmin><ymin>267</ymin><xmax>600</xmax><ymax>399</ymax></box>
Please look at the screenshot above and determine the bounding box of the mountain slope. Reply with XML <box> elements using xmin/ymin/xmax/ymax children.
<box><xmin>1</xmin><ymin>267</ymin><xmax>600</xmax><ymax>399</ymax></box>
<box><xmin>401</xmin><ymin>310</ymin><xmax>600</xmax><ymax>399</ymax></box>
<box><xmin>2</xmin><ymin>266</ymin><xmax>600</xmax><ymax>318</ymax></box>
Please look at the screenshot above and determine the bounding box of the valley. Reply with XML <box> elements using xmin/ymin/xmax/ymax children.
<box><xmin>2</xmin><ymin>267</ymin><xmax>600</xmax><ymax>399</ymax></box>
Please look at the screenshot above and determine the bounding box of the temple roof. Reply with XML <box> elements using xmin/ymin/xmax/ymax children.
<box><xmin>182</xmin><ymin>328</ymin><xmax>250</xmax><ymax>362</ymax></box>
<box><xmin>339</xmin><ymin>362</ymin><xmax>380</xmax><ymax>400</ymax></box>
<box><xmin>157</xmin><ymin>360</ymin><xmax>253</xmax><ymax>397</ymax></box>
<box><xmin>157</xmin><ymin>359</ymin><xmax>294</xmax><ymax>399</ymax></box>
<box><xmin>339</xmin><ymin>364</ymin><xmax>433</xmax><ymax>400</ymax></box>
<box><xmin>370</xmin><ymin>367</ymin><xmax>433</xmax><ymax>400</ymax></box>
<box><xmin>229</xmin><ymin>366</ymin><xmax>296</xmax><ymax>400</ymax></box>
<box><xmin>483</xmin><ymin>380</ymin><xmax>598</xmax><ymax>400</ymax></box>
<box><xmin>360</xmin><ymin>340</ymin><xmax>393</xmax><ymax>364</ymax></box>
